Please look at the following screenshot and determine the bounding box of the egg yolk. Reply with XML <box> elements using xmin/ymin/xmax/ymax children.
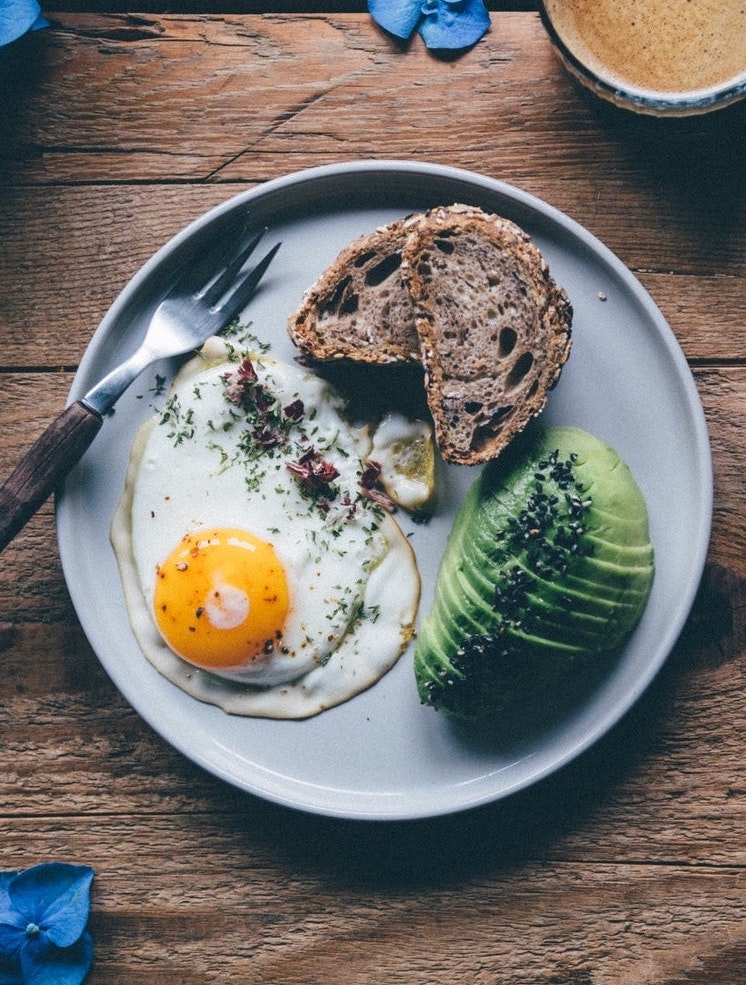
<box><xmin>153</xmin><ymin>527</ymin><xmax>290</xmax><ymax>671</ymax></box>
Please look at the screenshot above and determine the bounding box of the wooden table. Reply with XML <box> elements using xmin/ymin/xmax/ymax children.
<box><xmin>1</xmin><ymin>4</ymin><xmax>744</xmax><ymax>982</ymax></box>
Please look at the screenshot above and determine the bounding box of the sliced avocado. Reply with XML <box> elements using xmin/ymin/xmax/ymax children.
<box><xmin>457</xmin><ymin>564</ymin><xmax>608</xmax><ymax>650</ymax></box>
<box><xmin>414</xmin><ymin>425</ymin><xmax>655</xmax><ymax>720</ymax></box>
<box><xmin>463</xmin><ymin>546</ymin><xmax>644</xmax><ymax>621</ymax></box>
<box><xmin>438</xmin><ymin>563</ymin><xmax>586</xmax><ymax>656</ymax></box>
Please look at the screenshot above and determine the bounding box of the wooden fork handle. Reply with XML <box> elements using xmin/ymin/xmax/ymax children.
<box><xmin>0</xmin><ymin>401</ymin><xmax>103</xmax><ymax>552</ymax></box>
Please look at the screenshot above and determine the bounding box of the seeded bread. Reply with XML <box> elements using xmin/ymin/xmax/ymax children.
<box><xmin>287</xmin><ymin>216</ymin><xmax>421</xmax><ymax>364</ymax></box>
<box><xmin>401</xmin><ymin>204</ymin><xmax>572</xmax><ymax>465</ymax></box>
<box><xmin>287</xmin><ymin>204</ymin><xmax>572</xmax><ymax>465</ymax></box>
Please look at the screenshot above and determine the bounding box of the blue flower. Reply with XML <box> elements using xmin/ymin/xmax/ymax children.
<box><xmin>368</xmin><ymin>0</ymin><xmax>490</xmax><ymax>53</ymax></box>
<box><xmin>0</xmin><ymin>0</ymin><xmax>48</xmax><ymax>50</ymax></box>
<box><xmin>0</xmin><ymin>864</ymin><xmax>94</xmax><ymax>985</ymax></box>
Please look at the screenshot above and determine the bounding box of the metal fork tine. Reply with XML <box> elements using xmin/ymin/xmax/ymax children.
<box><xmin>170</xmin><ymin>211</ymin><xmax>250</xmax><ymax>297</ymax></box>
<box><xmin>218</xmin><ymin>241</ymin><xmax>281</xmax><ymax>326</ymax></box>
<box><xmin>199</xmin><ymin>226</ymin><xmax>267</xmax><ymax>308</ymax></box>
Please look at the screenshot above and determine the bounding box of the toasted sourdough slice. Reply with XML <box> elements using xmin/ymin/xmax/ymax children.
<box><xmin>401</xmin><ymin>204</ymin><xmax>572</xmax><ymax>465</ymax></box>
<box><xmin>287</xmin><ymin>216</ymin><xmax>420</xmax><ymax>364</ymax></box>
<box><xmin>287</xmin><ymin>204</ymin><xmax>573</xmax><ymax>465</ymax></box>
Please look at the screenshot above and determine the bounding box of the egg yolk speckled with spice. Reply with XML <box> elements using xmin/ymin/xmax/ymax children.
<box><xmin>153</xmin><ymin>527</ymin><xmax>290</xmax><ymax>671</ymax></box>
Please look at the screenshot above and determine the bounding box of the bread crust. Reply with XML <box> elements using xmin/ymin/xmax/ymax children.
<box><xmin>287</xmin><ymin>204</ymin><xmax>572</xmax><ymax>465</ymax></box>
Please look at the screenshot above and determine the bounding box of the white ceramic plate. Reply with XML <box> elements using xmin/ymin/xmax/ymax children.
<box><xmin>57</xmin><ymin>161</ymin><xmax>712</xmax><ymax>820</ymax></box>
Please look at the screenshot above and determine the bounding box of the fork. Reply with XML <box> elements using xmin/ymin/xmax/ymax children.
<box><xmin>0</xmin><ymin>215</ymin><xmax>280</xmax><ymax>553</ymax></box>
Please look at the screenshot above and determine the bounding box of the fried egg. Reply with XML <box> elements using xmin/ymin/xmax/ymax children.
<box><xmin>111</xmin><ymin>336</ymin><xmax>420</xmax><ymax>719</ymax></box>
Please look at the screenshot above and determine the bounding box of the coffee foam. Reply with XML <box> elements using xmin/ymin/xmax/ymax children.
<box><xmin>543</xmin><ymin>0</ymin><xmax>746</xmax><ymax>99</ymax></box>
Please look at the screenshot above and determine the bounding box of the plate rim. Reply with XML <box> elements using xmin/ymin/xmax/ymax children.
<box><xmin>57</xmin><ymin>159</ymin><xmax>713</xmax><ymax>820</ymax></box>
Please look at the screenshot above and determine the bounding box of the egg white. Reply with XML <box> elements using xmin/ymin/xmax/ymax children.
<box><xmin>369</xmin><ymin>412</ymin><xmax>435</xmax><ymax>511</ymax></box>
<box><xmin>111</xmin><ymin>337</ymin><xmax>420</xmax><ymax>719</ymax></box>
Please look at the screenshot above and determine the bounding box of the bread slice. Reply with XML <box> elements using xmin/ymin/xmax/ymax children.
<box><xmin>287</xmin><ymin>216</ymin><xmax>421</xmax><ymax>364</ymax></box>
<box><xmin>286</xmin><ymin>203</ymin><xmax>572</xmax><ymax>465</ymax></box>
<box><xmin>401</xmin><ymin>204</ymin><xmax>572</xmax><ymax>465</ymax></box>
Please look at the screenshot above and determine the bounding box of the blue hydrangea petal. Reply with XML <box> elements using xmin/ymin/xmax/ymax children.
<box><xmin>0</xmin><ymin>918</ymin><xmax>24</xmax><ymax>985</ymax></box>
<box><xmin>1</xmin><ymin>871</ymin><xmax>33</xmax><ymax>963</ymax></box>
<box><xmin>8</xmin><ymin>865</ymin><xmax>94</xmax><ymax>949</ymax></box>
<box><xmin>0</xmin><ymin>0</ymin><xmax>45</xmax><ymax>48</ymax></box>
<box><xmin>0</xmin><ymin>921</ymin><xmax>25</xmax><ymax>957</ymax></box>
<box><xmin>0</xmin><ymin>875</ymin><xmax>18</xmax><ymax>897</ymax></box>
<box><xmin>20</xmin><ymin>933</ymin><xmax>93</xmax><ymax>985</ymax></box>
<box><xmin>368</xmin><ymin>0</ymin><xmax>422</xmax><ymax>41</ymax></box>
<box><xmin>0</xmin><ymin>872</ymin><xmax>21</xmax><ymax>939</ymax></box>
<box><xmin>419</xmin><ymin>0</ymin><xmax>490</xmax><ymax>50</ymax></box>
<box><xmin>0</xmin><ymin>954</ymin><xmax>24</xmax><ymax>985</ymax></box>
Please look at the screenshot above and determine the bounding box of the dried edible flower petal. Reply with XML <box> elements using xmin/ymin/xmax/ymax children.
<box><xmin>287</xmin><ymin>448</ymin><xmax>340</xmax><ymax>498</ymax></box>
<box><xmin>360</xmin><ymin>460</ymin><xmax>397</xmax><ymax>512</ymax></box>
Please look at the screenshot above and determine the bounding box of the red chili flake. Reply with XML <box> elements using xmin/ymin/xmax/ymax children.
<box><xmin>286</xmin><ymin>447</ymin><xmax>340</xmax><ymax>498</ymax></box>
<box><xmin>236</xmin><ymin>358</ymin><xmax>257</xmax><ymax>383</ymax></box>
<box><xmin>316</xmin><ymin>459</ymin><xmax>339</xmax><ymax>484</ymax></box>
<box><xmin>223</xmin><ymin>357</ymin><xmax>258</xmax><ymax>406</ymax></box>
<box><xmin>254</xmin><ymin>388</ymin><xmax>274</xmax><ymax>414</ymax></box>
<box><xmin>283</xmin><ymin>398</ymin><xmax>305</xmax><ymax>422</ymax></box>
<box><xmin>360</xmin><ymin>459</ymin><xmax>382</xmax><ymax>489</ymax></box>
<box><xmin>293</xmin><ymin>447</ymin><xmax>315</xmax><ymax>467</ymax></box>
<box><xmin>360</xmin><ymin>458</ymin><xmax>396</xmax><ymax>512</ymax></box>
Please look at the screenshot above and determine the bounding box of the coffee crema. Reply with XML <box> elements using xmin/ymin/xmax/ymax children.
<box><xmin>542</xmin><ymin>0</ymin><xmax>746</xmax><ymax>102</ymax></box>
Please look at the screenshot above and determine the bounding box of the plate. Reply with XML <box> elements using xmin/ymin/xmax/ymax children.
<box><xmin>57</xmin><ymin>161</ymin><xmax>712</xmax><ymax>820</ymax></box>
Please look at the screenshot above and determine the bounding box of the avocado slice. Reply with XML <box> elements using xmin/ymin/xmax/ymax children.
<box><xmin>415</xmin><ymin>425</ymin><xmax>655</xmax><ymax>720</ymax></box>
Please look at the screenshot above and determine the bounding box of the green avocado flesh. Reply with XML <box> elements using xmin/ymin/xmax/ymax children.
<box><xmin>415</xmin><ymin>426</ymin><xmax>655</xmax><ymax>720</ymax></box>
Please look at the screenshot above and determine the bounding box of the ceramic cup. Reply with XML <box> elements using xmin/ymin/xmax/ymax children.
<box><xmin>538</xmin><ymin>0</ymin><xmax>746</xmax><ymax>117</ymax></box>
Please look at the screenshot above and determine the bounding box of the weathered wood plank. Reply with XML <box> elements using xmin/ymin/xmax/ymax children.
<box><xmin>3</xmin><ymin>13</ymin><xmax>744</xmax><ymax>252</ymax></box>
<box><xmin>1</xmin><ymin>17</ymin><xmax>743</xmax><ymax>368</ymax></box>
<box><xmin>0</xmin><ymin>186</ymin><xmax>248</xmax><ymax>367</ymax></box>
<box><xmin>0</xmin><ymin>184</ymin><xmax>743</xmax><ymax>367</ymax></box>
<box><xmin>47</xmin><ymin>2</ymin><xmax>539</xmax><ymax>12</ymax></box>
<box><xmin>2</xmin><ymin>810</ymin><xmax>744</xmax><ymax>984</ymax></box>
<box><xmin>1</xmin><ymin>13</ymin><xmax>744</xmax><ymax>984</ymax></box>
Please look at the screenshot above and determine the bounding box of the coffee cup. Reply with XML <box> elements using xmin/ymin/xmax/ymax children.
<box><xmin>538</xmin><ymin>0</ymin><xmax>746</xmax><ymax>117</ymax></box>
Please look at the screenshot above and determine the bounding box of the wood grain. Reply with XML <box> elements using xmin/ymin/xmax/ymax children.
<box><xmin>0</xmin><ymin>12</ymin><xmax>744</xmax><ymax>985</ymax></box>
<box><xmin>1</xmin><ymin>15</ymin><xmax>743</xmax><ymax>367</ymax></box>
<box><xmin>1</xmin><ymin>183</ymin><xmax>744</xmax><ymax>367</ymax></box>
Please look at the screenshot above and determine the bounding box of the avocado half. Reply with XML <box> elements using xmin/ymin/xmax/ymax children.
<box><xmin>415</xmin><ymin>425</ymin><xmax>655</xmax><ymax>720</ymax></box>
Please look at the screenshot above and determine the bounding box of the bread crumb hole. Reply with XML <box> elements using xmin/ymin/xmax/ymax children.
<box><xmin>471</xmin><ymin>406</ymin><xmax>513</xmax><ymax>448</ymax></box>
<box><xmin>354</xmin><ymin>250</ymin><xmax>377</xmax><ymax>268</ymax></box>
<box><xmin>434</xmin><ymin>237</ymin><xmax>455</xmax><ymax>255</ymax></box>
<box><xmin>324</xmin><ymin>275</ymin><xmax>352</xmax><ymax>316</ymax></box>
<box><xmin>340</xmin><ymin>292</ymin><xmax>359</xmax><ymax>316</ymax></box>
<box><xmin>365</xmin><ymin>253</ymin><xmax>402</xmax><ymax>287</ymax></box>
<box><xmin>498</xmin><ymin>327</ymin><xmax>517</xmax><ymax>357</ymax></box>
<box><xmin>506</xmin><ymin>351</ymin><xmax>533</xmax><ymax>388</ymax></box>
